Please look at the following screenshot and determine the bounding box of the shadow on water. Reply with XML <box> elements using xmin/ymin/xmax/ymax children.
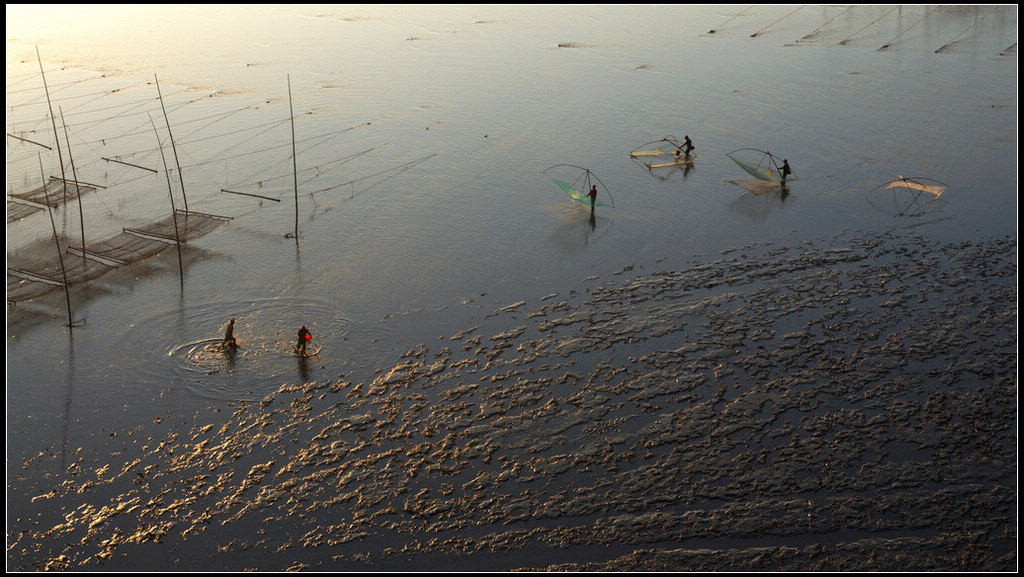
<box><xmin>725</xmin><ymin>178</ymin><xmax>793</xmax><ymax>220</ymax></box>
<box><xmin>544</xmin><ymin>203</ymin><xmax>615</xmax><ymax>253</ymax></box>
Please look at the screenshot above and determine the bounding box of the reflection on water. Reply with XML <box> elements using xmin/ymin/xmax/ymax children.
<box><xmin>545</xmin><ymin>203</ymin><xmax>615</xmax><ymax>252</ymax></box>
<box><xmin>726</xmin><ymin>180</ymin><xmax>793</xmax><ymax>221</ymax></box>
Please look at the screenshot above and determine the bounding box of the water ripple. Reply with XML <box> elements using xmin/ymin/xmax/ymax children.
<box><xmin>118</xmin><ymin>296</ymin><xmax>352</xmax><ymax>401</ymax></box>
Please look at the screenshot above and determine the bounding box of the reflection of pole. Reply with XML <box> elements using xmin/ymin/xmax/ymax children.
<box><xmin>36</xmin><ymin>46</ymin><xmax>69</xmax><ymax>204</ymax></box>
<box><xmin>155</xmin><ymin>74</ymin><xmax>188</xmax><ymax>212</ymax></box>
<box><xmin>38</xmin><ymin>152</ymin><xmax>74</xmax><ymax>329</ymax></box>
<box><xmin>63</xmin><ymin>329</ymin><xmax>77</xmax><ymax>470</ymax></box>
<box><xmin>288</xmin><ymin>74</ymin><xmax>299</xmax><ymax>241</ymax></box>
<box><xmin>149</xmin><ymin>113</ymin><xmax>185</xmax><ymax>288</ymax></box>
<box><xmin>59</xmin><ymin>107</ymin><xmax>87</xmax><ymax>260</ymax></box>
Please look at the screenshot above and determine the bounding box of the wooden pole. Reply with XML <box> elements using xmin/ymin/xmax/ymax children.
<box><xmin>751</xmin><ymin>5</ymin><xmax>804</xmax><ymax>38</ymax></box>
<box><xmin>7</xmin><ymin>132</ymin><xmax>51</xmax><ymax>149</ymax></box>
<box><xmin>102</xmin><ymin>157</ymin><xmax>157</xmax><ymax>173</ymax></box>
<box><xmin>288</xmin><ymin>74</ymin><xmax>299</xmax><ymax>240</ymax></box>
<box><xmin>707</xmin><ymin>5</ymin><xmax>754</xmax><ymax>34</ymax></box>
<box><xmin>59</xmin><ymin>107</ymin><xmax>87</xmax><ymax>260</ymax></box>
<box><xmin>798</xmin><ymin>5</ymin><xmax>854</xmax><ymax>42</ymax></box>
<box><xmin>838</xmin><ymin>6</ymin><xmax>897</xmax><ymax>45</ymax></box>
<box><xmin>36</xmin><ymin>46</ymin><xmax>69</xmax><ymax>204</ymax></box>
<box><xmin>38</xmin><ymin>152</ymin><xmax>75</xmax><ymax>329</ymax></box>
<box><xmin>155</xmin><ymin>74</ymin><xmax>188</xmax><ymax>212</ymax></box>
<box><xmin>149</xmin><ymin>113</ymin><xmax>185</xmax><ymax>287</ymax></box>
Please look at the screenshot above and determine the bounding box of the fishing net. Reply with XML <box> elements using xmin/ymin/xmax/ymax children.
<box><xmin>730</xmin><ymin>155</ymin><xmax>779</xmax><ymax>182</ymax></box>
<box><xmin>6</xmin><ymin>210</ymin><xmax>229</xmax><ymax>304</ymax></box>
<box><xmin>6</xmin><ymin>200</ymin><xmax>42</xmax><ymax>223</ymax></box>
<box><xmin>629</xmin><ymin>137</ymin><xmax>685</xmax><ymax>157</ymax></box>
<box><xmin>7</xmin><ymin>181</ymin><xmax>97</xmax><ymax>223</ymax></box>
<box><xmin>729</xmin><ymin>154</ymin><xmax>774</xmax><ymax>181</ymax></box>
<box><xmin>7</xmin><ymin>236</ymin><xmax>115</xmax><ymax>303</ymax></box>
<box><xmin>128</xmin><ymin>210</ymin><xmax>230</xmax><ymax>242</ymax></box>
<box><xmin>886</xmin><ymin>178</ymin><xmax>946</xmax><ymax>197</ymax></box>
<box><xmin>727</xmin><ymin>150</ymin><xmax>796</xmax><ymax>184</ymax></box>
<box><xmin>547</xmin><ymin>176</ymin><xmax>607</xmax><ymax>207</ymax></box>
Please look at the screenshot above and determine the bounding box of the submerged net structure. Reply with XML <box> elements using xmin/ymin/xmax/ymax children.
<box><xmin>7</xmin><ymin>52</ymin><xmax>432</xmax><ymax>313</ymax></box>
<box><xmin>6</xmin><ymin>209</ymin><xmax>230</xmax><ymax>304</ymax></box>
<box><xmin>7</xmin><ymin>179</ymin><xmax>98</xmax><ymax>224</ymax></box>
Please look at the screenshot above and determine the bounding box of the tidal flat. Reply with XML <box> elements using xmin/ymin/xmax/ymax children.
<box><xmin>9</xmin><ymin>228</ymin><xmax>1016</xmax><ymax>571</ymax></box>
<box><xmin>7</xmin><ymin>4</ymin><xmax>1017</xmax><ymax>571</ymax></box>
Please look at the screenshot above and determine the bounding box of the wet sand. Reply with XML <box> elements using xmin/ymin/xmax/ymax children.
<box><xmin>7</xmin><ymin>227</ymin><xmax>1017</xmax><ymax>571</ymax></box>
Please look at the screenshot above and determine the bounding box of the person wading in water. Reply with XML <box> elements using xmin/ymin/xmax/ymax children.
<box><xmin>296</xmin><ymin>325</ymin><xmax>311</xmax><ymax>355</ymax></box>
<box><xmin>222</xmin><ymin>318</ymin><xmax>237</xmax><ymax>349</ymax></box>
<box><xmin>779</xmin><ymin>158</ymin><xmax>792</xmax><ymax>186</ymax></box>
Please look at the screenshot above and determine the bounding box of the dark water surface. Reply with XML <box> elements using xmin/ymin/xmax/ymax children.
<box><xmin>7</xmin><ymin>5</ymin><xmax>1017</xmax><ymax>571</ymax></box>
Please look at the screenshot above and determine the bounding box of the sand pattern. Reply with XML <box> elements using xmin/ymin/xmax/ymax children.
<box><xmin>9</xmin><ymin>228</ymin><xmax>1016</xmax><ymax>571</ymax></box>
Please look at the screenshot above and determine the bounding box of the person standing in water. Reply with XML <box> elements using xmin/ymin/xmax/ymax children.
<box><xmin>682</xmin><ymin>135</ymin><xmax>694</xmax><ymax>158</ymax></box>
<box><xmin>222</xmin><ymin>318</ymin><xmax>237</xmax><ymax>348</ymax></box>
<box><xmin>779</xmin><ymin>158</ymin><xmax>792</xmax><ymax>186</ymax></box>
<box><xmin>587</xmin><ymin>184</ymin><xmax>598</xmax><ymax>212</ymax></box>
<box><xmin>296</xmin><ymin>325</ymin><xmax>311</xmax><ymax>355</ymax></box>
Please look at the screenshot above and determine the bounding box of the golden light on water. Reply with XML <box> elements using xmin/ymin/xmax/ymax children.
<box><xmin>6</xmin><ymin>5</ymin><xmax>1017</xmax><ymax>571</ymax></box>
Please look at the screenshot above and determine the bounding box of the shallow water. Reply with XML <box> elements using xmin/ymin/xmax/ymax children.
<box><xmin>6</xmin><ymin>5</ymin><xmax>1018</xmax><ymax>571</ymax></box>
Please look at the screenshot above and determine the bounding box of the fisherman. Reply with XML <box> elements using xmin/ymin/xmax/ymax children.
<box><xmin>682</xmin><ymin>135</ymin><xmax>694</xmax><ymax>158</ymax></box>
<box><xmin>222</xmin><ymin>318</ymin><xmax>237</xmax><ymax>348</ymax></box>
<box><xmin>296</xmin><ymin>325</ymin><xmax>311</xmax><ymax>355</ymax></box>
<box><xmin>780</xmin><ymin>159</ymin><xmax>792</xmax><ymax>186</ymax></box>
<box><xmin>587</xmin><ymin>185</ymin><xmax>598</xmax><ymax>212</ymax></box>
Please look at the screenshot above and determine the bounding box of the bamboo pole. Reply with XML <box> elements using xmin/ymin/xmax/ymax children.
<box><xmin>7</xmin><ymin>132</ymin><xmax>52</xmax><ymax>149</ymax></box>
<box><xmin>837</xmin><ymin>6</ymin><xmax>896</xmax><ymax>45</ymax></box>
<box><xmin>38</xmin><ymin>152</ymin><xmax>75</xmax><ymax>329</ymax></box>
<box><xmin>155</xmin><ymin>74</ymin><xmax>188</xmax><ymax>212</ymax></box>
<box><xmin>878</xmin><ymin>7</ymin><xmax>936</xmax><ymax>51</ymax></box>
<box><xmin>48</xmin><ymin>176</ymin><xmax>106</xmax><ymax>190</ymax></box>
<box><xmin>222</xmin><ymin>188</ymin><xmax>281</xmax><ymax>202</ymax></box>
<box><xmin>102</xmin><ymin>157</ymin><xmax>157</xmax><ymax>173</ymax></box>
<box><xmin>148</xmin><ymin>112</ymin><xmax>185</xmax><ymax>287</ymax></box>
<box><xmin>935</xmin><ymin>7</ymin><xmax>995</xmax><ymax>53</ymax></box>
<box><xmin>36</xmin><ymin>46</ymin><xmax>69</xmax><ymax>204</ymax></box>
<box><xmin>707</xmin><ymin>5</ymin><xmax>754</xmax><ymax>34</ymax></box>
<box><xmin>751</xmin><ymin>5</ymin><xmax>804</xmax><ymax>38</ymax></box>
<box><xmin>288</xmin><ymin>74</ymin><xmax>299</xmax><ymax>240</ymax></box>
<box><xmin>59</xmin><ymin>107</ymin><xmax>87</xmax><ymax>260</ymax></box>
<box><xmin>797</xmin><ymin>5</ymin><xmax>854</xmax><ymax>42</ymax></box>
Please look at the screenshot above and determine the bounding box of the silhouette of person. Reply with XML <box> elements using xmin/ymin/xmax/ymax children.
<box><xmin>682</xmin><ymin>135</ymin><xmax>694</xmax><ymax>158</ymax></box>
<box><xmin>222</xmin><ymin>318</ymin><xmax>237</xmax><ymax>348</ymax></box>
<box><xmin>780</xmin><ymin>159</ymin><xmax>792</xmax><ymax>186</ymax></box>
<box><xmin>296</xmin><ymin>325</ymin><xmax>311</xmax><ymax>355</ymax></box>
<box><xmin>587</xmin><ymin>184</ymin><xmax>598</xmax><ymax>211</ymax></box>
